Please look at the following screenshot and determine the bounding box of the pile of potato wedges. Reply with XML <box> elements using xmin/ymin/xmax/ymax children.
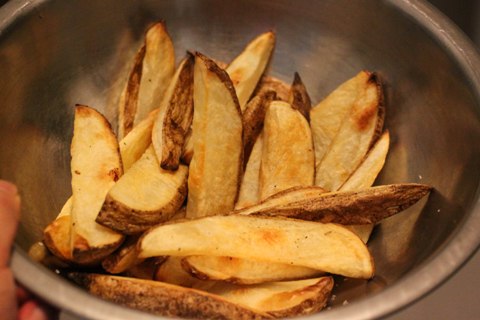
<box><xmin>36</xmin><ymin>21</ymin><xmax>431</xmax><ymax>319</ymax></box>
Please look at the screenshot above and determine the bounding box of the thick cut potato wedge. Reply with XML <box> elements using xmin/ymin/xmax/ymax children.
<box><xmin>70</xmin><ymin>106</ymin><xmax>124</xmax><ymax>264</ymax></box>
<box><xmin>314</xmin><ymin>72</ymin><xmax>384</xmax><ymax>191</ymax></box>
<box><xmin>183</xmin><ymin>256</ymin><xmax>322</xmax><ymax>285</ymax></box>
<box><xmin>206</xmin><ymin>277</ymin><xmax>333</xmax><ymax>318</ymax></box>
<box><xmin>288</xmin><ymin>72</ymin><xmax>311</xmax><ymax>121</ymax></box>
<box><xmin>242</xmin><ymin>91</ymin><xmax>275</xmax><ymax>165</ymax></box>
<box><xmin>237</xmin><ymin>184</ymin><xmax>431</xmax><ymax>225</ymax></box>
<box><xmin>227</xmin><ymin>31</ymin><xmax>276</xmax><ymax>111</ymax></box>
<box><xmin>341</xmin><ymin>131</ymin><xmax>390</xmax><ymax>243</ymax></box>
<box><xmin>235</xmin><ymin>135</ymin><xmax>263</xmax><ymax>209</ymax></box>
<box><xmin>186</xmin><ymin>53</ymin><xmax>243</xmax><ymax>218</ymax></box>
<box><xmin>102</xmin><ymin>235</ymin><xmax>142</xmax><ymax>274</ymax></box>
<box><xmin>43</xmin><ymin>197</ymin><xmax>73</xmax><ymax>262</ymax></box>
<box><xmin>139</xmin><ymin>215</ymin><xmax>374</xmax><ymax>279</ymax></box>
<box><xmin>119</xmin><ymin>108</ymin><xmax>158</xmax><ymax>171</ymax></box>
<box><xmin>118</xmin><ymin>45</ymin><xmax>146</xmax><ymax>138</ymax></box>
<box><xmin>97</xmin><ymin>146</ymin><xmax>188</xmax><ymax>235</ymax></box>
<box><xmin>259</xmin><ymin>101</ymin><xmax>314</xmax><ymax>200</ymax></box>
<box><xmin>310</xmin><ymin>71</ymin><xmax>373</xmax><ymax>167</ymax></box>
<box><xmin>118</xmin><ymin>22</ymin><xmax>175</xmax><ymax>138</ymax></box>
<box><xmin>152</xmin><ymin>53</ymin><xmax>194</xmax><ymax>170</ymax></box>
<box><xmin>70</xmin><ymin>273</ymin><xmax>271</xmax><ymax>319</ymax></box>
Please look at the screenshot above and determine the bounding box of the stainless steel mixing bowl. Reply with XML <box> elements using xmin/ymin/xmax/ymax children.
<box><xmin>1</xmin><ymin>0</ymin><xmax>479</xmax><ymax>319</ymax></box>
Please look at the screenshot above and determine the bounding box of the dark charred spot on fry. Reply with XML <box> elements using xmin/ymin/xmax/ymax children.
<box><xmin>108</xmin><ymin>167</ymin><xmax>121</xmax><ymax>182</ymax></box>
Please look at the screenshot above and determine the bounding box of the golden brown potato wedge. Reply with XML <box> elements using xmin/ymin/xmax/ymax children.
<box><xmin>123</xmin><ymin>258</ymin><xmax>158</xmax><ymax>280</ymax></box>
<box><xmin>119</xmin><ymin>108</ymin><xmax>158</xmax><ymax>171</ymax></box>
<box><xmin>253</xmin><ymin>75</ymin><xmax>290</xmax><ymax>102</ymax></box>
<box><xmin>227</xmin><ymin>31</ymin><xmax>276</xmax><ymax>111</ymax></box>
<box><xmin>314</xmin><ymin>72</ymin><xmax>384</xmax><ymax>191</ymax></box>
<box><xmin>102</xmin><ymin>235</ymin><xmax>142</xmax><ymax>274</ymax></box>
<box><xmin>259</xmin><ymin>101</ymin><xmax>314</xmax><ymax>200</ymax></box>
<box><xmin>237</xmin><ymin>183</ymin><xmax>431</xmax><ymax>225</ymax></box>
<box><xmin>341</xmin><ymin>131</ymin><xmax>390</xmax><ymax>243</ymax></box>
<box><xmin>70</xmin><ymin>106</ymin><xmax>124</xmax><ymax>265</ymax></box>
<box><xmin>186</xmin><ymin>53</ymin><xmax>243</xmax><ymax>218</ymax></box>
<box><xmin>288</xmin><ymin>72</ymin><xmax>311</xmax><ymax>121</ymax></box>
<box><xmin>183</xmin><ymin>255</ymin><xmax>322</xmax><ymax>285</ymax></box>
<box><xmin>69</xmin><ymin>273</ymin><xmax>271</xmax><ymax>319</ymax></box>
<box><xmin>43</xmin><ymin>197</ymin><xmax>73</xmax><ymax>262</ymax></box>
<box><xmin>235</xmin><ymin>135</ymin><xmax>263</xmax><ymax>209</ymax></box>
<box><xmin>118</xmin><ymin>22</ymin><xmax>175</xmax><ymax>138</ymax></box>
<box><xmin>310</xmin><ymin>71</ymin><xmax>372</xmax><ymax>167</ymax></box>
<box><xmin>139</xmin><ymin>215</ymin><xmax>374</xmax><ymax>279</ymax></box>
<box><xmin>152</xmin><ymin>53</ymin><xmax>194</xmax><ymax>170</ymax></box>
<box><xmin>242</xmin><ymin>91</ymin><xmax>276</xmax><ymax>164</ymax></box>
<box><xmin>97</xmin><ymin>146</ymin><xmax>188</xmax><ymax>235</ymax></box>
<box><xmin>205</xmin><ymin>277</ymin><xmax>333</xmax><ymax>318</ymax></box>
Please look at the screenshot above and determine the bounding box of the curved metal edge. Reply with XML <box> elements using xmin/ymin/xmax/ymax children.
<box><xmin>11</xmin><ymin>249</ymin><xmax>162</xmax><ymax>320</ymax></box>
<box><xmin>4</xmin><ymin>0</ymin><xmax>480</xmax><ymax>319</ymax></box>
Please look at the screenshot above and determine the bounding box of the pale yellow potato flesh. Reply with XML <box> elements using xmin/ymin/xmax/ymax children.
<box><xmin>70</xmin><ymin>106</ymin><xmax>124</xmax><ymax>264</ymax></box>
<box><xmin>135</xmin><ymin>22</ymin><xmax>175</xmax><ymax>127</ymax></box>
<box><xmin>315</xmin><ymin>73</ymin><xmax>381</xmax><ymax>191</ymax></box>
<box><xmin>227</xmin><ymin>31</ymin><xmax>276</xmax><ymax>111</ymax></box>
<box><xmin>235</xmin><ymin>134</ymin><xmax>263</xmax><ymax>209</ymax></box>
<box><xmin>206</xmin><ymin>277</ymin><xmax>333</xmax><ymax>317</ymax></box>
<box><xmin>139</xmin><ymin>215</ymin><xmax>374</xmax><ymax>279</ymax></box>
<box><xmin>152</xmin><ymin>54</ymin><xmax>194</xmax><ymax>170</ymax></box>
<box><xmin>341</xmin><ymin>131</ymin><xmax>390</xmax><ymax>243</ymax></box>
<box><xmin>186</xmin><ymin>53</ymin><xmax>243</xmax><ymax>218</ymax></box>
<box><xmin>97</xmin><ymin>146</ymin><xmax>188</xmax><ymax>234</ymax></box>
<box><xmin>310</xmin><ymin>71</ymin><xmax>371</xmax><ymax>168</ymax></box>
<box><xmin>119</xmin><ymin>108</ymin><xmax>158</xmax><ymax>171</ymax></box>
<box><xmin>183</xmin><ymin>255</ymin><xmax>322</xmax><ymax>285</ymax></box>
<box><xmin>259</xmin><ymin>101</ymin><xmax>314</xmax><ymax>200</ymax></box>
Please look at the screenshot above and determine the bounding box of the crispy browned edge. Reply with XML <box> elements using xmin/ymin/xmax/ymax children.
<box><xmin>366</xmin><ymin>71</ymin><xmax>385</xmax><ymax>148</ymax></box>
<box><xmin>194</xmin><ymin>51</ymin><xmax>244</xmax><ymax>204</ymax></box>
<box><xmin>267</xmin><ymin>276</ymin><xmax>334</xmax><ymax>318</ymax></box>
<box><xmin>43</xmin><ymin>215</ymin><xmax>72</xmax><ymax>262</ymax></box>
<box><xmin>289</xmin><ymin>72</ymin><xmax>312</xmax><ymax>122</ymax></box>
<box><xmin>242</xmin><ymin>90</ymin><xmax>276</xmax><ymax>166</ymax></box>
<box><xmin>236</xmin><ymin>183</ymin><xmax>432</xmax><ymax>225</ymax></box>
<box><xmin>119</xmin><ymin>45</ymin><xmax>146</xmax><ymax>137</ymax></box>
<box><xmin>69</xmin><ymin>273</ymin><xmax>271</xmax><ymax>319</ymax></box>
<box><xmin>96</xmin><ymin>178</ymin><xmax>188</xmax><ymax>235</ymax></box>
<box><xmin>160</xmin><ymin>52</ymin><xmax>195</xmax><ymax>170</ymax></box>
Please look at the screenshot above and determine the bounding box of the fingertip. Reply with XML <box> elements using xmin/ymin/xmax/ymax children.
<box><xmin>18</xmin><ymin>300</ymin><xmax>49</xmax><ymax>320</ymax></box>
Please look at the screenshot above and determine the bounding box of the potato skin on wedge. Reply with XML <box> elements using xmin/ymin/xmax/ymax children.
<box><xmin>237</xmin><ymin>183</ymin><xmax>431</xmax><ymax>225</ymax></box>
<box><xmin>97</xmin><ymin>146</ymin><xmax>188</xmax><ymax>235</ymax></box>
<box><xmin>69</xmin><ymin>273</ymin><xmax>271</xmax><ymax>319</ymax></box>
<box><xmin>186</xmin><ymin>52</ymin><xmax>243</xmax><ymax>218</ymax></box>
<box><xmin>139</xmin><ymin>215</ymin><xmax>374</xmax><ymax>279</ymax></box>
<box><xmin>259</xmin><ymin>101</ymin><xmax>314</xmax><ymax>200</ymax></box>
